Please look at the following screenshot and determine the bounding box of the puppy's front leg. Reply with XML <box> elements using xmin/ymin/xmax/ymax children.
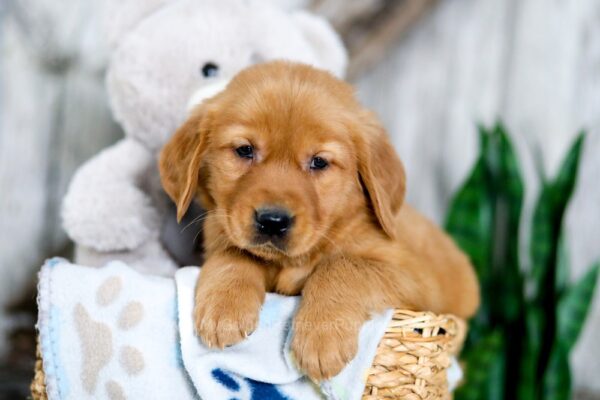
<box><xmin>291</xmin><ymin>256</ymin><xmax>387</xmax><ymax>381</ymax></box>
<box><xmin>194</xmin><ymin>250</ymin><xmax>268</xmax><ymax>348</ymax></box>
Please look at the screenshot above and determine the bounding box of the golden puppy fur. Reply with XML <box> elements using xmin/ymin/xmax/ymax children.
<box><xmin>159</xmin><ymin>61</ymin><xmax>479</xmax><ymax>380</ymax></box>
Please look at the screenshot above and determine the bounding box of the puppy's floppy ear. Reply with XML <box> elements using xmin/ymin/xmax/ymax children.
<box><xmin>159</xmin><ymin>106</ymin><xmax>211</xmax><ymax>222</ymax></box>
<box><xmin>355</xmin><ymin>112</ymin><xmax>406</xmax><ymax>239</ymax></box>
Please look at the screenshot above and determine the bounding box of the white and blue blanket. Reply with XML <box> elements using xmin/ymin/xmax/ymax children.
<box><xmin>36</xmin><ymin>258</ymin><xmax>394</xmax><ymax>400</ymax></box>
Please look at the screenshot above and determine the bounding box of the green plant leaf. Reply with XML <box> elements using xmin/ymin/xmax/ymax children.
<box><xmin>493</xmin><ymin>123</ymin><xmax>525</xmax><ymax>235</ymax></box>
<box><xmin>447</xmin><ymin>127</ymin><xmax>591</xmax><ymax>400</ymax></box>
<box><xmin>484</xmin><ymin>124</ymin><xmax>526</xmax><ymax>400</ymax></box>
<box><xmin>517</xmin><ymin>306</ymin><xmax>544</xmax><ymax>400</ymax></box>
<box><xmin>531</xmin><ymin>132</ymin><xmax>586</xmax><ymax>301</ymax></box>
<box><xmin>446</xmin><ymin>151</ymin><xmax>495</xmax><ymax>337</ymax></box>
<box><xmin>484</xmin><ymin>346</ymin><xmax>506</xmax><ymax>400</ymax></box>
<box><xmin>530</xmin><ymin>183</ymin><xmax>556</xmax><ymax>300</ymax></box>
<box><xmin>556</xmin><ymin>264</ymin><xmax>599</xmax><ymax>350</ymax></box>
<box><xmin>490</xmin><ymin>123</ymin><xmax>524</xmax><ymax>323</ymax></box>
<box><xmin>555</xmin><ymin>236</ymin><xmax>570</xmax><ymax>296</ymax></box>
<box><xmin>446</xmin><ymin>156</ymin><xmax>494</xmax><ymax>279</ymax></box>
<box><xmin>455</xmin><ymin>332</ymin><xmax>504</xmax><ymax>400</ymax></box>
<box><xmin>553</xmin><ymin>132</ymin><xmax>585</xmax><ymax>200</ymax></box>
<box><xmin>478</xmin><ymin>123</ymin><xmax>491</xmax><ymax>155</ymax></box>
<box><xmin>542</xmin><ymin>344</ymin><xmax>571</xmax><ymax>400</ymax></box>
<box><xmin>529</xmin><ymin>133</ymin><xmax>586</xmax><ymax>392</ymax></box>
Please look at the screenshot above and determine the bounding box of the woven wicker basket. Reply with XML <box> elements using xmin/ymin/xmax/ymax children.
<box><xmin>31</xmin><ymin>309</ymin><xmax>466</xmax><ymax>400</ymax></box>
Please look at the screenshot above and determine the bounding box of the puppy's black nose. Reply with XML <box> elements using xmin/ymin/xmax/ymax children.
<box><xmin>254</xmin><ymin>208</ymin><xmax>293</xmax><ymax>238</ymax></box>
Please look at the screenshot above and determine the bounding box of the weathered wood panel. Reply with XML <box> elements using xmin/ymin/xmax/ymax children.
<box><xmin>357</xmin><ymin>0</ymin><xmax>512</xmax><ymax>220</ymax></box>
<box><xmin>356</xmin><ymin>0</ymin><xmax>600</xmax><ymax>395</ymax></box>
<box><xmin>0</xmin><ymin>0</ymin><xmax>121</xmax><ymax>356</ymax></box>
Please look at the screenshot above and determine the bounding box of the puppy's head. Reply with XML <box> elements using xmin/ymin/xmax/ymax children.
<box><xmin>160</xmin><ymin>61</ymin><xmax>405</xmax><ymax>260</ymax></box>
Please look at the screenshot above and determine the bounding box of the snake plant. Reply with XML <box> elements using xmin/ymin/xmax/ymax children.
<box><xmin>446</xmin><ymin>124</ymin><xmax>598</xmax><ymax>400</ymax></box>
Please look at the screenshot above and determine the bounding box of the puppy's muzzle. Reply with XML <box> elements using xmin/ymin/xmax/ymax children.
<box><xmin>254</xmin><ymin>207</ymin><xmax>294</xmax><ymax>246</ymax></box>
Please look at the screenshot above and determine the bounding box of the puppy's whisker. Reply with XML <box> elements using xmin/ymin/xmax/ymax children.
<box><xmin>189</xmin><ymin>209</ymin><xmax>230</xmax><ymax>248</ymax></box>
<box><xmin>307</xmin><ymin>222</ymin><xmax>344</xmax><ymax>255</ymax></box>
<box><xmin>179</xmin><ymin>209</ymin><xmax>228</xmax><ymax>233</ymax></box>
<box><xmin>200</xmin><ymin>227</ymin><xmax>230</xmax><ymax>252</ymax></box>
<box><xmin>180</xmin><ymin>215</ymin><xmax>207</xmax><ymax>233</ymax></box>
<box><xmin>184</xmin><ymin>212</ymin><xmax>227</xmax><ymax>228</ymax></box>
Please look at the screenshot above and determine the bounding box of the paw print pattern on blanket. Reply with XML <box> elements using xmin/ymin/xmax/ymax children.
<box><xmin>73</xmin><ymin>276</ymin><xmax>145</xmax><ymax>399</ymax></box>
<box><xmin>212</xmin><ymin>368</ymin><xmax>291</xmax><ymax>400</ymax></box>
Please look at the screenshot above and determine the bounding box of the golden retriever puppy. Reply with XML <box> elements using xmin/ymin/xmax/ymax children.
<box><xmin>159</xmin><ymin>61</ymin><xmax>479</xmax><ymax>380</ymax></box>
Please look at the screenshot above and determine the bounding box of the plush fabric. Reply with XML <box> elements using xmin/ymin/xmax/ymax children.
<box><xmin>37</xmin><ymin>259</ymin><xmax>192</xmax><ymax>400</ymax></box>
<box><xmin>61</xmin><ymin>0</ymin><xmax>348</xmax><ymax>275</ymax></box>
<box><xmin>37</xmin><ymin>259</ymin><xmax>392</xmax><ymax>400</ymax></box>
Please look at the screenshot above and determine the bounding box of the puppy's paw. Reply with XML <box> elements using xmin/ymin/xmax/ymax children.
<box><xmin>194</xmin><ymin>286</ymin><xmax>262</xmax><ymax>349</ymax></box>
<box><xmin>291</xmin><ymin>310</ymin><xmax>360</xmax><ymax>381</ymax></box>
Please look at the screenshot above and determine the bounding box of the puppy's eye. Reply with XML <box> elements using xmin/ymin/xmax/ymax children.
<box><xmin>201</xmin><ymin>62</ymin><xmax>219</xmax><ymax>78</ymax></box>
<box><xmin>310</xmin><ymin>156</ymin><xmax>329</xmax><ymax>170</ymax></box>
<box><xmin>235</xmin><ymin>145</ymin><xmax>254</xmax><ymax>159</ymax></box>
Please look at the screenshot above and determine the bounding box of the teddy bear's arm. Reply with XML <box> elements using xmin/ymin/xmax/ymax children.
<box><xmin>62</xmin><ymin>137</ymin><xmax>161</xmax><ymax>252</ymax></box>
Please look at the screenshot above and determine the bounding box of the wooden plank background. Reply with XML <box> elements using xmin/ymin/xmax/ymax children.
<box><xmin>0</xmin><ymin>0</ymin><xmax>122</xmax><ymax>365</ymax></box>
<box><xmin>356</xmin><ymin>1</ymin><xmax>600</xmax><ymax>396</ymax></box>
<box><xmin>0</xmin><ymin>0</ymin><xmax>599</xmax><ymax>397</ymax></box>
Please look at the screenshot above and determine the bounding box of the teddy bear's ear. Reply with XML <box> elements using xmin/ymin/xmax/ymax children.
<box><xmin>261</xmin><ymin>0</ymin><xmax>309</xmax><ymax>11</ymax></box>
<box><xmin>103</xmin><ymin>0</ymin><xmax>173</xmax><ymax>48</ymax></box>
<box><xmin>291</xmin><ymin>11</ymin><xmax>348</xmax><ymax>78</ymax></box>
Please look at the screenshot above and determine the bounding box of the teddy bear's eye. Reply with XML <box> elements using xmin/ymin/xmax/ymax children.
<box><xmin>201</xmin><ymin>62</ymin><xmax>219</xmax><ymax>78</ymax></box>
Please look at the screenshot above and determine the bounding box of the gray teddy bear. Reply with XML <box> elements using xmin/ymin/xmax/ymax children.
<box><xmin>62</xmin><ymin>0</ymin><xmax>347</xmax><ymax>275</ymax></box>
